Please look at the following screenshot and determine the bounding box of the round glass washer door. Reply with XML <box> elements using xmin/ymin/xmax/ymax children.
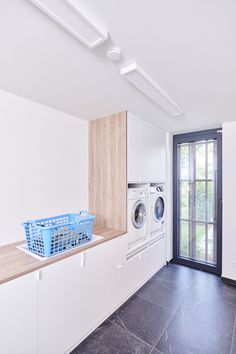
<box><xmin>131</xmin><ymin>200</ymin><xmax>146</xmax><ymax>229</ymax></box>
<box><xmin>154</xmin><ymin>196</ymin><xmax>165</xmax><ymax>222</ymax></box>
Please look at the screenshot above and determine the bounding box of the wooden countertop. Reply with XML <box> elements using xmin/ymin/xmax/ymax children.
<box><xmin>0</xmin><ymin>226</ymin><xmax>126</xmax><ymax>285</ymax></box>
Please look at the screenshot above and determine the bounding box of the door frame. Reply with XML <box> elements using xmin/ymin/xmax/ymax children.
<box><xmin>173</xmin><ymin>128</ymin><xmax>222</xmax><ymax>275</ymax></box>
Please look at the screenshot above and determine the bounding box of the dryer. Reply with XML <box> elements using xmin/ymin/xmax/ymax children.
<box><xmin>128</xmin><ymin>187</ymin><xmax>148</xmax><ymax>251</ymax></box>
<box><xmin>150</xmin><ymin>184</ymin><xmax>165</xmax><ymax>240</ymax></box>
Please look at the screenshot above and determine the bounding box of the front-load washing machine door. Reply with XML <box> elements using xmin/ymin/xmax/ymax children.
<box><xmin>154</xmin><ymin>196</ymin><xmax>165</xmax><ymax>222</ymax></box>
<box><xmin>131</xmin><ymin>200</ymin><xmax>146</xmax><ymax>229</ymax></box>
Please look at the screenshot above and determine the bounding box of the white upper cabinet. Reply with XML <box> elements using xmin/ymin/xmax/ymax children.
<box><xmin>127</xmin><ymin>112</ymin><xmax>166</xmax><ymax>183</ymax></box>
<box><xmin>127</xmin><ymin>113</ymin><xmax>142</xmax><ymax>182</ymax></box>
<box><xmin>0</xmin><ymin>273</ymin><xmax>37</xmax><ymax>354</ymax></box>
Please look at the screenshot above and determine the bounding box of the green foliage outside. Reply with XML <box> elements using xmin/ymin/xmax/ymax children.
<box><xmin>179</xmin><ymin>142</ymin><xmax>215</xmax><ymax>264</ymax></box>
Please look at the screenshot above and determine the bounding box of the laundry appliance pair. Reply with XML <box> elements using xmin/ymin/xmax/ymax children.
<box><xmin>128</xmin><ymin>184</ymin><xmax>165</xmax><ymax>253</ymax></box>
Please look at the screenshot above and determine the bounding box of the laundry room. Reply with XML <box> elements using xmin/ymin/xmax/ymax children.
<box><xmin>0</xmin><ymin>1</ymin><xmax>236</xmax><ymax>354</ymax></box>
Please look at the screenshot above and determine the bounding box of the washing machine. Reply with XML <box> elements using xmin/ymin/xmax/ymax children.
<box><xmin>128</xmin><ymin>187</ymin><xmax>149</xmax><ymax>250</ymax></box>
<box><xmin>150</xmin><ymin>184</ymin><xmax>165</xmax><ymax>240</ymax></box>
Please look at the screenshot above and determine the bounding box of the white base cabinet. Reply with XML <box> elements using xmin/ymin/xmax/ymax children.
<box><xmin>125</xmin><ymin>238</ymin><xmax>166</xmax><ymax>296</ymax></box>
<box><xmin>38</xmin><ymin>236</ymin><xmax>127</xmax><ymax>354</ymax></box>
<box><xmin>0</xmin><ymin>273</ymin><xmax>37</xmax><ymax>354</ymax></box>
<box><xmin>79</xmin><ymin>236</ymin><xmax>126</xmax><ymax>341</ymax></box>
<box><xmin>38</xmin><ymin>254</ymin><xmax>83</xmax><ymax>354</ymax></box>
<box><xmin>0</xmin><ymin>235</ymin><xmax>166</xmax><ymax>354</ymax></box>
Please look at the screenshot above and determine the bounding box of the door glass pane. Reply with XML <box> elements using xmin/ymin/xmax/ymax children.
<box><xmin>177</xmin><ymin>137</ymin><xmax>219</xmax><ymax>270</ymax></box>
<box><xmin>180</xmin><ymin>181</ymin><xmax>189</xmax><ymax>219</ymax></box>
<box><xmin>196</xmin><ymin>143</ymin><xmax>206</xmax><ymax>179</ymax></box>
<box><xmin>208</xmin><ymin>142</ymin><xmax>214</xmax><ymax>179</ymax></box>
<box><xmin>208</xmin><ymin>224</ymin><xmax>216</xmax><ymax>265</ymax></box>
<box><xmin>179</xmin><ymin>144</ymin><xmax>189</xmax><ymax>179</ymax></box>
<box><xmin>208</xmin><ymin>224</ymin><xmax>213</xmax><ymax>263</ymax></box>
<box><xmin>207</xmin><ymin>181</ymin><xmax>214</xmax><ymax>222</ymax></box>
<box><xmin>179</xmin><ymin>221</ymin><xmax>189</xmax><ymax>257</ymax></box>
<box><xmin>196</xmin><ymin>223</ymin><xmax>206</xmax><ymax>261</ymax></box>
<box><xmin>196</xmin><ymin>181</ymin><xmax>206</xmax><ymax>221</ymax></box>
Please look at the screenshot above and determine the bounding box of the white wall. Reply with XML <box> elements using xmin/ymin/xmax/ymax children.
<box><xmin>166</xmin><ymin>132</ymin><xmax>173</xmax><ymax>262</ymax></box>
<box><xmin>222</xmin><ymin>121</ymin><xmax>236</xmax><ymax>280</ymax></box>
<box><xmin>0</xmin><ymin>90</ymin><xmax>88</xmax><ymax>245</ymax></box>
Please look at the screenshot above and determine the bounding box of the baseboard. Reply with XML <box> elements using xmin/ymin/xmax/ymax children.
<box><xmin>166</xmin><ymin>258</ymin><xmax>173</xmax><ymax>265</ymax></box>
<box><xmin>221</xmin><ymin>276</ymin><xmax>236</xmax><ymax>286</ymax></box>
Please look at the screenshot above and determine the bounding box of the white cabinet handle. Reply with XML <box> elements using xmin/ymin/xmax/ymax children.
<box><xmin>138</xmin><ymin>254</ymin><xmax>142</xmax><ymax>261</ymax></box>
<box><xmin>116</xmin><ymin>264</ymin><xmax>123</xmax><ymax>270</ymax></box>
<box><xmin>81</xmin><ymin>252</ymin><xmax>86</xmax><ymax>268</ymax></box>
<box><xmin>35</xmin><ymin>270</ymin><xmax>42</xmax><ymax>280</ymax></box>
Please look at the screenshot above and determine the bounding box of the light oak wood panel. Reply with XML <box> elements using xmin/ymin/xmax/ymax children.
<box><xmin>0</xmin><ymin>227</ymin><xmax>125</xmax><ymax>285</ymax></box>
<box><xmin>89</xmin><ymin>112</ymin><xmax>127</xmax><ymax>232</ymax></box>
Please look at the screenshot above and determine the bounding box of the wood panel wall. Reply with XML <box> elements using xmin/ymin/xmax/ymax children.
<box><xmin>89</xmin><ymin>112</ymin><xmax>127</xmax><ymax>233</ymax></box>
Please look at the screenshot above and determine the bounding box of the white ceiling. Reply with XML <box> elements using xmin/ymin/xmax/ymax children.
<box><xmin>0</xmin><ymin>0</ymin><xmax>236</xmax><ymax>132</ymax></box>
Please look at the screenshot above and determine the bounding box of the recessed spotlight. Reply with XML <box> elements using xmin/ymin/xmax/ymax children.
<box><xmin>107</xmin><ymin>48</ymin><xmax>122</xmax><ymax>61</ymax></box>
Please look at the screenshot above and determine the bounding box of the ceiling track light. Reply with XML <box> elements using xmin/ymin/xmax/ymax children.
<box><xmin>30</xmin><ymin>0</ymin><xmax>108</xmax><ymax>49</ymax></box>
<box><xmin>121</xmin><ymin>62</ymin><xmax>183</xmax><ymax>117</ymax></box>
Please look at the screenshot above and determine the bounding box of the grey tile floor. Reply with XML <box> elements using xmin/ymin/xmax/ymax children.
<box><xmin>72</xmin><ymin>264</ymin><xmax>236</xmax><ymax>354</ymax></box>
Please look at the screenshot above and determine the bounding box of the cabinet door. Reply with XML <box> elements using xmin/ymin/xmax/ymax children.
<box><xmin>127</xmin><ymin>114</ymin><xmax>142</xmax><ymax>182</ymax></box>
<box><xmin>125</xmin><ymin>252</ymin><xmax>144</xmax><ymax>295</ymax></box>
<box><xmin>81</xmin><ymin>236</ymin><xmax>126</xmax><ymax>335</ymax></box>
<box><xmin>154</xmin><ymin>131</ymin><xmax>166</xmax><ymax>182</ymax></box>
<box><xmin>38</xmin><ymin>253</ymin><xmax>83</xmax><ymax>354</ymax></box>
<box><xmin>0</xmin><ymin>273</ymin><xmax>37</xmax><ymax>354</ymax></box>
<box><xmin>125</xmin><ymin>246</ymin><xmax>158</xmax><ymax>296</ymax></box>
<box><xmin>141</xmin><ymin>123</ymin><xmax>166</xmax><ymax>182</ymax></box>
<box><xmin>140</xmin><ymin>123</ymin><xmax>152</xmax><ymax>182</ymax></box>
<box><xmin>141</xmin><ymin>239</ymin><xmax>166</xmax><ymax>280</ymax></box>
<box><xmin>127</xmin><ymin>113</ymin><xmax>166</xmax><ymax>183</ymax></box>
<box><xmin>157</xmin><ymin>237</ymin><xmax>166</xmax><ymax>270</ymax></box>
<box><xmin>125</xmin><ymin>239</ymin><xmax>167</xmax><ymax>296</ymax></box>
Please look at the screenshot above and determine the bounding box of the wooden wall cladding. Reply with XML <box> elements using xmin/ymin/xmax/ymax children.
<box><xmin>89</xmin><ymin>112</ymin><xmax>127</xmax><ymax>233</ymax></box>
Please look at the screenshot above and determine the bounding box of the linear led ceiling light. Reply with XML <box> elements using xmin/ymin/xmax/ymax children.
<box><xmin>30</xmin><ymin>0</ymin><xmax>108</xmax><ymax>49</ymax></box>
<box><xmin>120</xmin><ymin>62</ymin><xmax>183</xmax><ymax>117</ymax></box>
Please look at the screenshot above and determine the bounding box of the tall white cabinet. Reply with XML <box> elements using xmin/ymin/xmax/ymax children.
<box><xmin>127</xmin><ymin>112</ymin><xmax>166</xmax><ymax>183</ymax></box>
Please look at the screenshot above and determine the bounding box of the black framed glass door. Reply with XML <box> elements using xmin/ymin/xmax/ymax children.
<box><xmin>173</xmin><ymin>129</ymin><xmax>222</xmax><ymax>274</ymax></box>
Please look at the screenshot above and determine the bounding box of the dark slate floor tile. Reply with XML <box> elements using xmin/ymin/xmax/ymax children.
<box><xmin>190</xmin><ymin>272</ymin><xmax>236</xmax><ymax>305</ymax></box>
<box><xmin>155</xmin><ymin>264</ymin><xmax>197</xmax><ymax>288</ymax></box>
<box><xmin>137</xmin><ymin>276</ymin><xmax>184</xmax><ymax>313</ymax></box>
<box><xmin>71</xmin><ymin>320</ymin><xmax>152</xmax><ymax>354</ymax></box>
<box><xmin>153</xmin><ymin>276</ymin><xmax>190</xmax><ymax>295</ymax></box>
<box><xmin>109</xmin><ymin>295</ymin><xmax>172</xmax><ymax>346</ymax></box>
<box><xmin>72</xmin><ymin>264</ymin><xmax>236</xmax><ymax>354</ymax></box>
<box><xmin>180</xmin><ymin>289</ymin><xmax>236</xmax><ymax>337</ymax></box>
<box><xmin>231</xmin><ymin>338</ymin><xmax>236</xmax><ymax>354</ymax></box>
<box><xmin>150</xmin><ymin>349</ymin><xmax>164</xmax><ymax>354</ymax></box>
<box><xmin>156</xmin><ymin>307</ymin><xmax>232</xmax><ymax>354</ymax></box>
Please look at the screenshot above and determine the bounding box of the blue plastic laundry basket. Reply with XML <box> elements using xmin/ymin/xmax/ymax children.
<box><xmin>23</xmin><ymin>211</ymin><xmax>95</xmax><ymax>257</ymax></box>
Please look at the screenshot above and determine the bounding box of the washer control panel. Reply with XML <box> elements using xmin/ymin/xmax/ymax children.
<box><xmin>128</xmin><ymin>187</ymin><xmax>148</xmax><ymax>199</ymax></box>
<box><xmin>150</xmin><ymin>186</ymin><xmax>164</xmax><ymax>194</ymax></box>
